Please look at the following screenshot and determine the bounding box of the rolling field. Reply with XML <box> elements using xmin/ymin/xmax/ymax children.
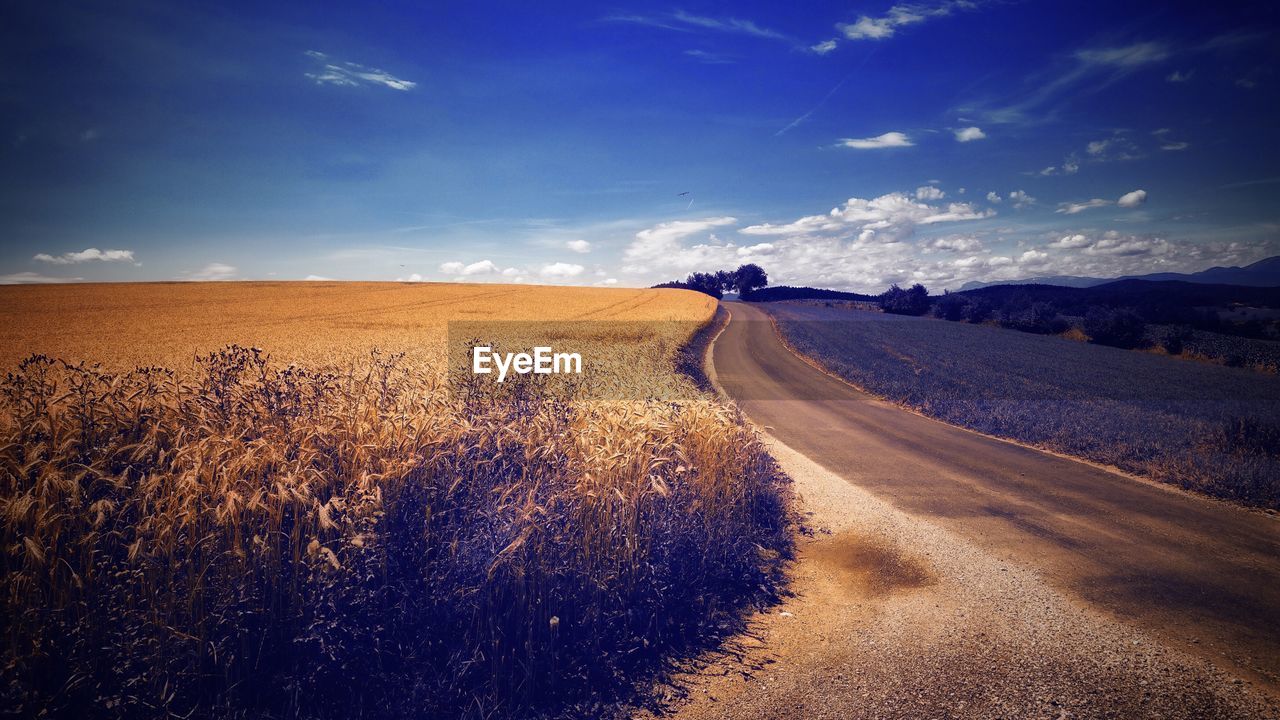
<box><xmin>763</xmin><ymin>301</ymin><xmax>1280</xmax><ymax>508</ymax></box>
<box><xmin>0</xmin><ymin>283</ymin><xmax>793</xmax><ymax>718</ymax></box>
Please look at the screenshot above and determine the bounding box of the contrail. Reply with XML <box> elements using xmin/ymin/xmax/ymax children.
<box><xmin>775</xmin><ymin>47</ymin><xmax>878</xmax><ymax>137</ymax></box>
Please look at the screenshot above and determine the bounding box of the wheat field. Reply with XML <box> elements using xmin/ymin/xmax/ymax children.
<box><xmin>0</xmin><ymin>282</ymin><xmax>792</xmax><ymax>719</ymax></box>
<box><xmin>0</xmin><ymin>281</ymin><xmax>717</xmax><ymax>370</ymax></box>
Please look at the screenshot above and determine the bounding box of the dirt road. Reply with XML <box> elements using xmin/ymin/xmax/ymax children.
<box><xmin>660</xmin><ymin>301</ymin><xmax>1280</xmax><ymax>718</ymax></box>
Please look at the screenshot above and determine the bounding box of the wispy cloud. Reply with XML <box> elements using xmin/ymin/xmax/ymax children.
<box><xmin>179</xmin><ymin>263</ymin><xmax>237</xmax><ymax>281</ymax></box>
<box><xmin>810</xmin><ymin>39</ymin><xmax>838</xmax><ymax>55</ymax></box>
<box><xmin>606</xmin><ymin>11</ymin><xmax>793</xmax><ymax>43</ymax></box>
<box><xmin>0</xmin><ymin>272</ymin><xmax>83</xmax><ymax>285</ymax></box>
<box><xmin>838</xmin><ymin>131</ymin><xmax>914</xmax><ymax>149</ymax></box>
<box><xmin>33</xmin><ymin>247</ymin><xmax>135</xmax><ymax>264</ymax></box>
<box><xmin>837</xmin><ymin>1</ymin><xmax>978</xmax><ymax>42</ymax></box>
<box><xmin>965</xmin><ymin>41</ymin><xmax>1172</xmax><ymax>124</ymax></box>
<box><xmin>683</xmin><ymin>49</ymin><xmax>735</xmax><ymax>64</ymax></box>
<box><xmin>1056</xmin><ymin>198</ymin><xmax>1112</xmax><ymax>214</ymax></box>
<box><xmin>304</xmin><ymin>50</ymin><xmax>416</xmax><ymax>91</ymax></box>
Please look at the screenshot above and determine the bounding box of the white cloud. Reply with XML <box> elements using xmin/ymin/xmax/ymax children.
<box><xmin>440</xmin><ymin>260</ymin><xmax>499</xmax><ymax>276</ymax></box>
<box><xmin>1161</xmin><ymin>141</ymin><xmax>1189</xmax><ymax>151</ymax></box>
<box><xmin>565</xmin><ymin>239</ymin><xmax>592</xmax><ymax>253</ymax></box>
<box><xmin>1166</xmin><ymin>69</ymin><xmax>1193</xmax><ymax>83</ymax></box>
<box><xmin>303</xmin><ymin>275</ymin><xmax>334</xmax><ymax>281</ymax></box>
<box><xmin>810</xmin><ymin>39</ymin><xmax>838</xmax><ymax>55</ymax></box>
<box><xmin>1008</xmin><ymin>190</ymin><xmax>1036</xmax><ymax>209</ymax></box>
<box><xmin>930</xmin><ymin>236</ymin><xmax>983</xmax><ymax>252</ymax></box>
<box><xmin>739</xmin><ymin>192</ymin><xmax>993</xmax><ymax>242</ymax></box>
<box><xmin>837</xmin><ymin>1</ymin><xmax>972</xmax><ymax>41</ymax></box>
<box><xmin>986</xmin><ymin>191</ymin><xmax>1002</xmax><ymax>204</ymax></box>
<box><xmin>304</xmin><ymin>50</ymin><xmax>416</xmax><ymax>91</ymax></box>
<box><xmin>398</xmin><ymin>273</ymin><xmax>425</xmax><ymax>282</ymax></box>
<box><xmin>1086</xmin><ymin>139</ymin><xmax>1110</xmax><ymax>156</ymax></box>
<box><xmin>623</xmin><ymin>217</ymin><xmax>739</xmax><ymax>273</ymax></box>
<box><xmin>1019</xmin><ymin>249</ymin><xmax>1050</xmax><ymax>266</ymax></box>
<box><xmin>33</xmin><ymin>248</ymin><xmax>135</xmax><ymax>265</ymax></box>
<box><xmin>180</xmin><ymin>263</ymin><xmax>237</xmax><ymax>281</ymax></box>
<box><xmin>0</xmin><ymin>272</ymin><xmax>83</xmax><ymax>285</ymax></box>
<box><xmin>540</xmin><ymin>262</ymin><xmax>585</xmax><ymax>278</ymax></box>
<box><xmin>1117</xmin><ymin>189</ymin><xmax>1147</xmax><ymax>208</ymax></box>
<box><xmin>954</xmin><ymin>126</ymin><xmax>986</xmax><ymax>142</ymax></box>
<box><xmin>1056</xmin><ymin>198</ymin><xmax>1111</xmax><ymax>214</ymax></box>
<box><xmin>915</xmin><ymin>185</ymin><xmax>946</xmax><ymax>201</ymax></box>
<box><xmin>1048</xmin><ymin>234</ymin><xmax>1092</xmax><ymax>249</ymax></box>
<box><xmin>838</xmin><ymin>131</ymin><xmax>913</xmax><ymax>149</ymax></box>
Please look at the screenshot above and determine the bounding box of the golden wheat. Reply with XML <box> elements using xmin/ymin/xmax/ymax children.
<box><xmin>0</xmin><ymin>282</ymin><xmax>790</xmax><ymax>719</ymax></box>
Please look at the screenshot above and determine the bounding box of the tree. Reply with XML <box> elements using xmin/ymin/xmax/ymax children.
<box><xmin>732</xmin><ymin>263</ymin><xmax>769</xmax><ymax>296</ymax></box>
<box><xmin>879</xmin><ymin>283</ymin><xmax>930</xmax><ymax>316</ymax></box>
<box><xmin>684</xmin><ymin>271</ymin><xmax>723</xmax><ymax>299</ymax></box>
<box><xmin>1083</xmin><ymin>306</ymin><xmax>1146</xmax><ymax>348</ymax></box>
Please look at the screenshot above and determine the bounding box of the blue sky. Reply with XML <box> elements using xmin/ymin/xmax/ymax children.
<box><xmin>2</xmin><ymin>0</ymin><xmax>1278</xmax><ymax>292</ymax></box>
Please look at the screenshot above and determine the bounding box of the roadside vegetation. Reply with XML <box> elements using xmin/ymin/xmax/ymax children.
<box><xmin>0</xmin><ymin>284</ymin><xmax>794</xmax><ymax>718</ymax></box>
<box><xmin>764</xmin><ymin>302</ymin><xmax>1280</xmax><ymax>508</ymax></box>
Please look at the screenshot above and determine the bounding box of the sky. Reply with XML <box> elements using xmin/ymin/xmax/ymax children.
<box><xmin>2</xmin><ymin>0</ymin><xmax>1278</xmax><ymax>292</ymax></box>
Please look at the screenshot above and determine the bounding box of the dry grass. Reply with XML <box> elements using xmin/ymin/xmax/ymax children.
<box><xmin>0</xmin><ymin>283</ymin><xmax>792</xmax><ymax>718</ymax></box>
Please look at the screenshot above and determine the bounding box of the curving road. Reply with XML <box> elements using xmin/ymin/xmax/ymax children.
<box><xmin>711</xmin><ymin>300</ymin><xmax>1280</xmax><ymax>690</ymax></box>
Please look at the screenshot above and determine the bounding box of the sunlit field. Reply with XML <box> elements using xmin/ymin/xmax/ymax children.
<box><xmin>0</xmin><ymin>283</ymin><xmax>793</xmax><ymax>718</ymax></box>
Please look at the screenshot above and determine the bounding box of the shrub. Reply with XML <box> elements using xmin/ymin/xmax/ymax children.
<box><xmin>962</xmin><ymin>298</ymin><xmax>995</xmax><ymax>323</ymax></box>
<box><xmin>1084</xmin><ymin>306</ymin><xmax>1147</xmax><ymax>348</ymax></box>
<box><xmin>933</xmin><ymin>293</ymin><xmax>970</xmax><ymax>321</ymax></box>
<box><xmin>879</xmin><ymin>283</ymin><xmax>930</xmax><ymax>316</ymax></box>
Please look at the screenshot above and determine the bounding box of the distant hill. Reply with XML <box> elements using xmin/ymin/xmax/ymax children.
<box><xmin>742</xmin><ymin>286</ymin><xmax>876</xmax><ymax>302</ymax></box>
<box><xmin>958</xmin><ymin>255</ymin><xmax>1280</xmax><ymax>291</ymax></box>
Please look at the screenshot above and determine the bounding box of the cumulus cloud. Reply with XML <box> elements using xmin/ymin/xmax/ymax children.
<box><xmin>929</xmin><ymin>236</ymin><xmax>983</xmax><ymax>252</ymax></box>
<box><xmin>180</xmin><ymin>263</ymin><xmax>237</xmax><ymax>281</ymax></box>
<box><xmin>954</xmin><ymin>126</ymin><xmax>986</xmax><ymax>142</ymax></box>
<box><xmin>1008</xmin><ymin>190</ymin><xmax>1036</xmax><ymax>209</ymax></box>
<box><xmin>303</xmin><ymin>275</ymin><xmax>334</xmax><ymax>281</ymax></box>
<box><xmin>565</xmin><ymin>239</ymin><xmax>592</xmax><ymax>253</ymax></box>
<box><xmin>1019</xmin><ymin>249</ymin><xmax>1050</xmax><ymax>266</ymax></box>
<box><xmin>398</xmin><ymin>273</ymin><xmax>425</xmax><ymax>282</ymax></box>
<box><xmin>915</xmin><ymin>185</ymin><xmax>946</xmax><ymax>201</ymax></box>
<box><xmin>440</xmin><ymin>260</ymin><xmax>500</xmax><ymax>276</ymax></box>
<box><xmin>1117</xmin><ymin>189</ymin><xmax>1147</xmax><ymax>208</ymax></box>
<box><xmin>838</xmin><ymin>131</ymin><xmax>913</xmax><ymax>149</ymax></box>
<box><xmin>33</xmin><ymin>248</ymin><xmax>135</xmax><ymax>264</ymax></box>
<box><xmin>540</xmin><ymin>262</ymin><xmax>585</xmax><ymax>278</ymax></box>
<box><xmin>739</xmin><ymin>192</ymin><xmax>992</xmax><ymax>242</ymax></box>
<box><xmin>304</xmin><ymin>50</ymin><xmax>416</xmax><ymax>91</ymax></box>
<box><xmin>623</xmin><ymin>217</ymin><xmax>739</xmax><ymax>273</ymax></box>
<box><xmin>0</xmin><ymin>272</ymin><xmax>83</xmax><ymax>285</ymax></box>
<box><xmin>1049</xmin><ymin>234</ymin><xmax>1093</xmax><ymax>249</ymax></box>
<box><xmin>986</xmin><ymin>191</ymin><xmax>1002</xmax><ymax>204</ymax></box>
